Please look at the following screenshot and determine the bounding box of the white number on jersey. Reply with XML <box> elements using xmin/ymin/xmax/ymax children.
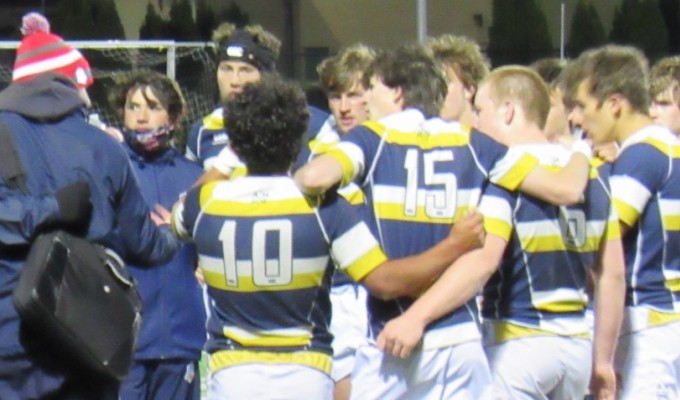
<box><xmin>558</xmin><ymin>207</ymin><xmax>587</xmax><ymax>248</ymax></box>
<box><xmin>403</xmin><ymin>148</ymin><xmax>457</xmax><ymax>218</ymax></box>
<box><xmin>218</xmin><ymin>219</ymin><xmax>294</xmax><ymax>287</ymax></box>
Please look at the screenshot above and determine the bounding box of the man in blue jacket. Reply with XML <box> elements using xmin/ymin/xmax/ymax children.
<box><xmin>109</xmin><ymin>70</ymin><xmax>206</xmax><ymax>400</ymax></box>
<box><xmin>0</xmin><ymin>13</ymin><xmax>179</xmax><ymax>400</ymax></box>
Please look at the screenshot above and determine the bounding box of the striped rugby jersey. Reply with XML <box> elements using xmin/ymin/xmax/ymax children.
<box><xmin>175</xmin><ymin>176</ymin><xmax>388</xmax><ymax>374</ymax></box>
<box><xmin>610</xmin><ymin>125</ymin><xmax>680</xmax><ymax>328</ymax></box>
<box><xmin>325</xmin><ymin>108</ymin><xmax>538</xmax><ymax>348</ymax></box>
<box><xmin>186</xmin><ymin>107</ymin><xmax>228</xmax><ymax>170</ymax></box>
<box><xmin>308</xmin><ymin>115</ymin><xmax>367</xmax><ymax>287</ymax></box>
<box><xmin>481</xmin><ymin>144</ymin><xmax>620</xmax><ymax>343</ymax></box>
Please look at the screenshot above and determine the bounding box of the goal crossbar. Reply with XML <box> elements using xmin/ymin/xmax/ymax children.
<box><xmin>0</xmin><ymin>40</ymin><xmax>214</xmax><ymax>79</ymax></box>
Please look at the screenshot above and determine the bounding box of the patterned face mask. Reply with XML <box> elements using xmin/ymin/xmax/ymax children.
<box><xmin>124</xmin><ymin>125</ymin><xmax>172</xmax><ymax>155</ymax></box>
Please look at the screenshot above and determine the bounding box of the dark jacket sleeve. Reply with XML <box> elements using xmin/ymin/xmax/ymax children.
<box><xmin>0</xmin><ymin>186</ymin><xmax>60</xmax><ymax>246</ymax></box>
<box><xmin>113</xmin><ymin>158</ymin><xmax>180</xmax><ymax>267</ymax></box>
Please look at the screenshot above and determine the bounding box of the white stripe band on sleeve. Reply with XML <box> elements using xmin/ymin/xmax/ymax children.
<box><xmin>12</xmin><ymin>49</ymin><xmax>85</xmax><ymax>80</ymax></box>
<box><xmin>331</xmin><ymin>223</ymin><xmax>381</xmax><ymax>269</ymax></box>
<box><xmin>610</xmin><ymin>175</ymin><xmax>651</xmax><ymax>213</ymax></box>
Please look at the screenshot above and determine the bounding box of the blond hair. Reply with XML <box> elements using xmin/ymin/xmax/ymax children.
<box><xmin>426</xmin><ymin>34</ymin><xmax>489</xmax><ymax>91</ymax></box>
<box><xmin>650</xmin><ymin>56</ymin><xmax>680</xmax><ymax>104</ymax></box>
<box><xmin>483</xmin><ymin>66</ymin><xmax>551</xmax><ymax>129</ymax></box>
<box><xmin>317</xmin><ymin>43</ymin><xmax>375</xmax><ymax>93</ymax></box>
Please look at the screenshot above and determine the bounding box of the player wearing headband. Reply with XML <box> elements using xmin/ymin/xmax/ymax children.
<box><xmin>186</xmin><ymin>23</ymin><xmax>327</xmax><ymax>175</ymax></box>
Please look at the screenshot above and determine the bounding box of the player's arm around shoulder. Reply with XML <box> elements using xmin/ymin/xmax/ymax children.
<box><xmin>519</xmin><ymin>141</ymin><xmax>592</xmax><ymax>205</ymax></box>
<box><xmin>360</xmin><ymin>209</ymin><xmax>485</xmax><ymax>301</ymax></box>
<box><xmin>294</xmin><ymin>153</ymin><xmax>345</xmax><ymax>196</ymax></box>
<box><xmin>376</xmin><ymin>233</ymin><xmax>507</xmax><ymax>358</ymax></box>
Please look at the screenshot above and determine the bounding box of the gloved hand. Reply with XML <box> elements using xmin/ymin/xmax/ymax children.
<box><xmin>55</xmin><ymin>181</ymin><xmax>92</xmax><ymax>231</ymax></box>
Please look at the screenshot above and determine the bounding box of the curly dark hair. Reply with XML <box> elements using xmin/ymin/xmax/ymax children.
<box><xmin>224</xmin><ymin>76</ymin><xmax>309</xmax><ymax>174</ymax></box>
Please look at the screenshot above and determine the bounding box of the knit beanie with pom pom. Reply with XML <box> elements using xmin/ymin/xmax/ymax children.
<box><xmin>12</xmin><ymin>12</ymin><xmax>93</xmax><ymax>88</ymax></box>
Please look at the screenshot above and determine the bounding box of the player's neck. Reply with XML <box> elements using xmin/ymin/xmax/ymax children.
<box><xmin>616</xmin><ymin>112</ymin><xmax>654</xmax><ymax>144</ymax></box>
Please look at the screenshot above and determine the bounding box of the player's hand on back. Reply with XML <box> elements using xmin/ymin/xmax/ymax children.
<box><xmin>376</xmin><ymin>313</ymin><xmax>425</xmax><ymax>359</ymax></box>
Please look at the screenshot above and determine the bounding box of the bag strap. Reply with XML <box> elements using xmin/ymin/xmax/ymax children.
<box><xmin>0</xmin><ymin>120</ymin><xmax>28</xmax><ymax>193</ymax></box>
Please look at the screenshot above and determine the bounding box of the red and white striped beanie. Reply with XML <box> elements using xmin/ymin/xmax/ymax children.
<box><xmin>12</xmin><ymin>12</ymin><xmax>93</xmax><ymax>88</ymax></box>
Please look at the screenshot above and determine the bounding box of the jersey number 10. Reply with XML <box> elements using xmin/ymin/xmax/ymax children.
<box><xmin>219</xmin><ymin>220</ymin><xmax>294</xmax><ymax>287</ymax></box>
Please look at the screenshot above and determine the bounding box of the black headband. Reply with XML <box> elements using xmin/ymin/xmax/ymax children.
<box><xmin>217</xmin><ymin>30</ymin><xmax>276</xmax><ymax>72</ymax></box>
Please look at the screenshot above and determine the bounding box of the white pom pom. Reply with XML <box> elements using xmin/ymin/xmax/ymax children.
<box><xmin>20</xmin><ymin>12</ymin><xmax>50</xmax><ymax>36</ymax></box>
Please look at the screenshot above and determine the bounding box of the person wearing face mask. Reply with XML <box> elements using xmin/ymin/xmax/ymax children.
<box><xmin>108</xmin><ymin>70</ymin><xmax>206</xmax><ymax>400</ymax></box>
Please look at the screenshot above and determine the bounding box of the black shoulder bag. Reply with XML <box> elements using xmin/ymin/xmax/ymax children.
<box><xmin>0</xmin><ymin>121</ymin><xmax>143</xmax><ymax>381</ymax></box>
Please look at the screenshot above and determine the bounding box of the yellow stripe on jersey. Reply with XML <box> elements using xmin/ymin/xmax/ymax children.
<box><xmin>209</xmin><ymin>350</ymin><xmax>332</xmax><ymax>374</ymax></box>
<box><xmin>373</xmin><ymin>202</ymin><xmax>471</xmax><ymax>223</ymax></box>
<box><xmin>665</xmin><ymin>277</ymin><xmax>680</xmax><ymax>293</ymax></box>
<box><xmin>613</xmin><ymin>198</ymin><xmax>641</xmax><ymax>228</ymax></box>
<box><xmin>230</xmin><ymin>166</ymin><xmax>248</xmax><ymax>179</ymax></box>
<box><xmin>201</xmin><ymin>198</ymin><xmax>312</xmax><ymax>217</ymax></box>
<box><xmin>363</xmin><ymin>121</ymin><xmax>471</xmax><ymax>149</ymax></box>
<box><xmin>520</xmin><ymin>234</ymin><xmax>567</xmax><ymax>252</ymax></box>
<box><xmin>645</xmin><ymin>137</ymin><xmax>680</xmax><ymax>158</ymax></box>
<box><xmin>202</xmin><ymin>269</ymin><xmax>323</xmax><ymax>292</ymax></box>
<box><xmin>202</xmin><ymin>108</ymin><xmax>225</xmax><ymax>130</ymax></box>
<box><xmin>200</xmin><ymin>197</ymin><xmax>315</xmax><ymax>217</ymax></box>
<box><xmin>362</xmin><ymin>120</ymin><xmax>386</xmax><ymax>134</ymax></box>
<box><xmin>308</xmin><ymin>138</ymin><xmax>336</xmax><ymax>156</ymax></box>
<box><xmin>660</xmin><ymin>199</ymin><xmax>680</xmax><ymax>231</ymax></box>
<box><xmin>223</xmin><ymin>326</ymin><xmax>312</xmax><ymax>347</ymax></box>
<box><xmin>567</xmin><ymin>235</ymin><xmax>608</xmax><ymax>253</ymax></box>
<box><xmin>337</xmin><ymin>183</ymin><xmax>365</xmax><ymax>205</ymax></box>
<box><xmin>344</xmin><ymin>245</ymin><xmax>388</xmax><ymax>282</ymax></box>
<box><xmin>605</xmin><ymin>211</ymin><xmax>622</xmax><ymax>241</ymax></box>
<box><xmin>589</xmin><ymin>160</ymin><xmax>604</xmax><ymax>177</ymax></box>
<box><xmin>327</xmin><ymin>148</ymin><xmax>358</xmax><ymax>187</ymax></box>
<box><xmin>493</xmin><ymin>153</ymin><xmax>538</xmax><ymax>191</ymax></box>
<box><xmin>648</xmin><ymin>308</ymin><xmax>680</xmax><ymax>327</ymax></box>
<box><xmin>534</xmin><ymin>299</ymin><xmax>587</xmax><ymax>313</ymax></box>
<box><xmin>484</xmin><ymin>216</ymin><xmax>513</xmax><ymax>241</ymax></box>
<box><xmin>489</xmin><ymin>321</ymin><xmax>590</xmax><ymax>343</ymax></box>
<box><xmin>332</xmin><ymin>222</ymin><xmax>387</xmax><ymax>280</ymax></box>
<box><xmin>663</xmin><ymin>215</ymin><xmax>680</xmax><ymax>231</ymax></box>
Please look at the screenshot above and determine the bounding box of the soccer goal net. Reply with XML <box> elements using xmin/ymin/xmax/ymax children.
<box><xmin>0</xmin><ymin>40</ymin><xmax>218</xmax><ymax>151</ymax></box>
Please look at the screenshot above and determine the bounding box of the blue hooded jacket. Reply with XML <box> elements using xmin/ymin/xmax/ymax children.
<box><xmin>123</xmin><ymin>143</ymin><xmax>206</xmax><ymax>361</ymax></box>
<box><xmin>0</xmin><ymin>73</ymin><xmax>179</xmax><ymax>399</ymax></box>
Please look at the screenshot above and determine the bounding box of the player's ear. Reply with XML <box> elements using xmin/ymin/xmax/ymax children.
<box><xmin>607</xmin><ymin>93</ymin><xmax>624</xmax><ymax>118</ymax></box>
<box><xmin>503</xmin><ymin>101</ymin><xmax>514</xmax><ymax>125</ymax></box>
<box><xmin>393</xmin><ymin>86</ymin><xmax>404</xmax><ymax>107</ymax></box>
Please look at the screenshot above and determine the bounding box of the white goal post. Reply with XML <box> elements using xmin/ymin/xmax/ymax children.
<box><xmin>0</xmin><ymin>40</ymin><xmax>218</xmax><ymax>150</ymax></box>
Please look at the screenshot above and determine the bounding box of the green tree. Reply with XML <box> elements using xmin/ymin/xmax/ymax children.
<box><xmin>610</xmin><ymin>0</ymin><xmax>668</xmax><ymax>61</ymax></box>
<box><xmin>167</xmin><ymin>0</ymin><xmax>199</xmax><ymax>40</ymax></box>
<box><xmin>568</xmin><ymin>0</ymin><xmax>606</xmax><ymax>57</ymax></box>
<box><xmin>488</xmin><ymin>0</ymin><xmax>553</xmax><ymax>66</ymax></box>
<box><xmin>195</xmin><ymin>0</ymin><xmax>216</xmax><ymax>40</ymax></box>
<box><xmin>487</xmin><ymin>0</ymin><xmax>553</xmax><ymax>66</ymax></box>
<box><xmin>139</xmin><ymin>3</ymin><xmax>167</xmax><ymax>39</ymax></box>
<box><xmin>219</xmin><ymin>2</ymin><xmax>250</xmax><ymax>28</ymax></box>
<box><xmin>51</xmin><ymin>0</ymin><xmax>96</xmax><ymax>39</ymax></box>
<box><xmin>51</xmin><ymin>0</ymin><xmax>123</xmax><ymax>39</ymax></box>
<box><xmin>659</xmin><ymin>0</ymin><xmax>680</xmax><ymax>53</ymax></box>
<box><xmin>91</xmin><ymin>0</ymin><xmax>125</xmax><ymax>39</ymax></box>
